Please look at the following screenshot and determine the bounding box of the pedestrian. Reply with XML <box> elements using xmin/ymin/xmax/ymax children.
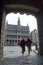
<box><xmin>26</xmin><ymin>37</ymin><xmax>32</xmax><ymax>54</ymax></box>
<box><xmin>18</xmin><ymin>38</ymin><xmax>25</xmax><ymax>54</ymax></box>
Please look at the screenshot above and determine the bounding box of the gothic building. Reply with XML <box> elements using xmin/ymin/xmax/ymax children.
<box><xmin>4</xmin><ymin>17</ymin><xmax>29</xmax><ymax>46</ymax></box>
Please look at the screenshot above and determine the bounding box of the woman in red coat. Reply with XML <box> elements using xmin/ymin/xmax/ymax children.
<box><xmin>18</xmin><ymin>38</ymin><xmax>25</xmax><ymax>54</ymax></box>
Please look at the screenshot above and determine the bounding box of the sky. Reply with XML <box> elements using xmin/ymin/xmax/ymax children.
<box><xmin>6</xmin><ymin>13</ymin><xmax>37</xmax><ymax>32</ymax></box>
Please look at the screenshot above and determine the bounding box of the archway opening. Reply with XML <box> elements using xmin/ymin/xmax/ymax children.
<box><xmin>3</xmin><ymin>12</ymin><xmax>39</xmax><ymax>58</ymax></box>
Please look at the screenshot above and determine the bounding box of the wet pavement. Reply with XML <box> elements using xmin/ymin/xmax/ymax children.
<box><xmin>1</xmin><ymin>46</ymin><xmax>43</xmax><ymax>65</ymax></box>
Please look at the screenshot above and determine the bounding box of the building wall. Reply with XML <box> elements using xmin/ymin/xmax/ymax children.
<box><xmin>4</xmin><ymin>18</ymin><xmax>29</xmax><ymax>46</ymax></box>
<box><xmin>29</xmin><ymin>30</ymin><xmax>39</xmax><ymax>45</ymax></box>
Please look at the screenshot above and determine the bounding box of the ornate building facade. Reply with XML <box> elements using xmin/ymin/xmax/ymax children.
<box><xmin>4</xmin><ymin>17</ymin><xmax>29</xmax><ymax>46</ymax></box>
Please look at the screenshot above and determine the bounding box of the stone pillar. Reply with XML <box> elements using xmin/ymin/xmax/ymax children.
<box><xmin>1</xmin><ymin>9</ymin><xmax>6</xmax><ymax>53</ymax></box>
<box><xmin>37</xmin><ymin>11</ymin><xmax>43</xmax><ymax>55</ymax></box>
<box><xmin>0</xmin><ymin>1</ymin><xmax>3</xmax><ymax>59</ymax></box>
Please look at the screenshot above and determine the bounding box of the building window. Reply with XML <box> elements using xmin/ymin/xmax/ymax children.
<box><xmin>18</xmin><ymin>26</ymin><xmax>20</xmax><ymax>29</ymax></box>
<box><xmin>18</xmin><ymin>35</ymin><xmax>20</xmax><ymax>38</ymax></box>
<box><xmin>15</xmin><ymin>40</ymin><xmax>17</xmax><ymax>43</ymax></box>
<box><xmin>12</xmin><ymin>40</ymin><xmax>14</xmax><ymax>42</ymax></box>
<box><xmin>14</xmin><ymin>35</ymin><xmax>17</xmax><ymax>38</ymax></box>
<box><xmin>18</xmin><ymin>30</ymin><xmax>20</xmax><ymax>33</ymax></box>
<box><xmin>6</xmin><ymin>39</ymin><xmax>8</xmax><ymax>42</ymax></box>
<box><xmin>10</xmin><ymin>40</ymin><xmax>11</xmax><ymax>42</ymax></box>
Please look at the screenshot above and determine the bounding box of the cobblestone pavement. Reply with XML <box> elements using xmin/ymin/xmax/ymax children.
<box><xmin>2</xmin><ymin>51</ymin><xmax>43</xmax><ymax>65</ymax></box>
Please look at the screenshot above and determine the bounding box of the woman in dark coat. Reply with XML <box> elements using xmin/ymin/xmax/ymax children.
<box><xmin>26</xmin><ymin>38</ymin><xmax>32</xmax><ymax>54</ymax></box>
<box><xmin>18</xmin><ymin>39</ymin><xmax>25</xmax><ymax>54</ymax></box>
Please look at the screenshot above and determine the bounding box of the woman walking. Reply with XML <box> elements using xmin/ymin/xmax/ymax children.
<box><xmin>18</xmin><ymin>38</ymin><xmax>25</xmax><ymax>54</ymax></box>
<box><xmin>26</xmin><ymin>38</ymin><xmax>32</xmax><ymax>54</ymax></box>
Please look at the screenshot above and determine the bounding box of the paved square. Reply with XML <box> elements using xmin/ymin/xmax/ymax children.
<box><xmin>1</xmin><ymin>46</ymin><xmax>43</xmax><ymax>65</ymax></box>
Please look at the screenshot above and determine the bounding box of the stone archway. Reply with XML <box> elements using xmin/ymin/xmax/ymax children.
<box><xmin>0</xmin><ymin>3</ymin><xmax>43</xmax><ymax>60</ymax></box>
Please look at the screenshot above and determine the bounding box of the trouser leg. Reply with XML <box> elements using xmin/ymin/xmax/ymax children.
<box><xmin>21</xmin><ymin>46</ymin><xmax>25</xmax><ymax>54</ymax></box>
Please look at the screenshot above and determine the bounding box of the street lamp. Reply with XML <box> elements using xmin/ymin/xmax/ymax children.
<box><xmin>34</xmin><ymin>29</ymin><xmax>37</xmax><ymax>50</ymax></box>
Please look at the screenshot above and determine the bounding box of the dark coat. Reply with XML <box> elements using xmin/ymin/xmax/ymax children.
<box><xmin>26</xmin><ymin>38</ymin><xmax>32</xmax><ymax>47</ymax></box>
<box><xmin>18</xmin><ymin>39</ymin><xmax>25</xmax><ymax>47</ymax></box>
<box><xmin>27</xmin><ymin>38</ymin><xmax>32</xmax><ymax>43</ymax></box>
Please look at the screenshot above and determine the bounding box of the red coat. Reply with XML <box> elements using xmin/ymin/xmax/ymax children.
<box><xmin>18</xmin><ymin>39</ymin><xmax>25</xmax><ymax>47</ymax></box>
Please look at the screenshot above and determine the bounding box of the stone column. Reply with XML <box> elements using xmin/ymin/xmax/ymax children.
<box><xmin>0</xmin><ymin>1</ymin><xmax>3</xmax><ymax>59</ymax></box>
<box><xmin>37</xmin><ymin>11</ymin><xmax>43</xmax><ymax>55</ymax></box>
<box><xmin>1</xmin><ymin>9</ymin><xmax>6</xmax><ymax>55</ymax></box>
